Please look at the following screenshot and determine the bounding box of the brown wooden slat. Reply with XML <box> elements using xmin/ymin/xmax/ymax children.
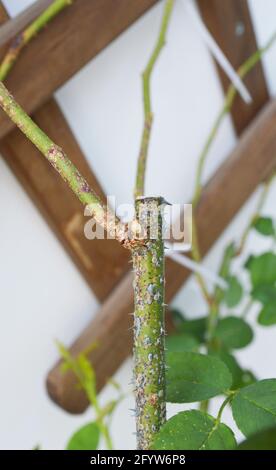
<box><xmin>197</xmin><ymin>0</ymin><xmax>269</xmax><ymax>134</ymax></box>
<box><xmin>0</xmin><ymin>0</ymin><xmax>158</xmax><ymax>140</ymax></box>
<box><xmin>0</xmin><ymin>99</ymin><xmax>130</xmax><ymax>300</ymax></box>
<box><xmin>47</xmin><ymin>99</ymin><xmax>276</xmax><ymax>413</ymax></box>
<box><xmin>0</xmin><ymin>0</ymin><xmax>52</xmax><ymax>48</ymax></box>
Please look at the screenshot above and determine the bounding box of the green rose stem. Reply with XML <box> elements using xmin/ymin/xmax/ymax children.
<box><xmin>206</xmin><ymin>173</ymin><xmax>275</xmax><ymax>340</ymax></box>
<box><xmin>192</xmin><ymin>30</ymin><xmax>276</xmax><ymax>208</ymax></box>
<box><xmin>132</xmin><ymin>0</ymin><xmax>175</xmax><ymax>448</ymax></box>
<box><xmin>0</xmin><ymin>0</ymin><xmax>175</xmax><ymax>451</ymax></box>
<box><xmin>236</xmin><ymin>171</ymin><xmax>276</xmax><ymax>255</ymax></box>
<box><xmin>191</xmin><ymin>29</ymin><xmax>276</xmax><ymax>312</ymax></box>
<box><xmin>0</xmin><ymin>0</ymin><xmax>73</xmax><ymax>81</ymax></box>
<box><xmin>199</xmin><ymin>176</ymin><xmax>275</xmax><ymax>412</ymax></box>
<box><xmin>237</xmin><ymin>172</ymin><xmax>276</xmax><ymax>319</ymax></box>
<box><xmin>132</xmin><ymin>197</ymin><xmax>166</xmax><ymax>450</ymax></box>
<box><xmin>0</xmin><ymin>81</ymin><xmax>130</xmax><ymax>246</ymax></box>
<box><xmin>193</xmin><ymin>35</ymin><xmax>276</xmax><ymax>413</ymax></box>
<box><xmin>191</xmin><ymin>30</ymin><xmax>276</xmax><ymax>308</ymax></box>
<box><xmin>200</xmin><ymin>174</ymin><xmax>276</xmax><ymax>412</ymax></box>
<box><xmin>58</xmin><ymin>342</ymin><xmax>115</xmax><ymax>450</ymax></box>
<box><xmin>134</xmin><ymin>0</ymin><xmax>174</xmax><ymax>199</ymax></box>
<box><xmin>215</xmin><ymin>393</ymin><xmax>235</xmax><ymax>424</ymax></box>
<box><xmin>0</xmin><ymin>78</ymin><xmax>168</xmax><ymax>449</ymax></box>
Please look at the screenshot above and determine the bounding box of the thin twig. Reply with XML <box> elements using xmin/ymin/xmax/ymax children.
<box><xmin>206</xmin><ymin>243</ymin><xmax>235</xmax><ymax>345</ymax></box>
<box><xmin>191</xmin><ymin>219</ymin><xmax>213</xmax><ymax>307</ymax></box>
<box><xmin>192</xmin><ymin>31</ymin><xmax>276</xmax><ymax>207</ymax></box>
<box><xmin>215</xmin><ymin>393</ymin><xmax>235</xmax><ymax>424</ymax></box>
<box><xmin>236</xmin><ymin>172</ymin><xmax>276</xmax><ymax>255</ymax></box>
<box><xmin>241</xmin><ymin>298</ymin><xmax>254</xmax><ymax>318</ymax></box>
<box><xmin>190</xmin><ymin>31</ymin><xmax>276</xmax><ymax>314</ymax></box>
<box><xmin>0</xmin><ymin>0</ymin><xmax>72</xmax><ymax>81</ymax></box>
<box><xmin>134</xmin><ymin>0</ymin><xmax>175</xmax><ymax>199</ymax></box>
<box><xmin>58</xmin><ymin>344</ymin><xmax>114</xmax><ymax>450</ymax></box>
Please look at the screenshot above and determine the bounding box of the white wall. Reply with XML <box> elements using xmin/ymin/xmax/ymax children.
<box><xmin>0</xmin><ymin>0</ymin><xmax>275</xmax><ymax>449</ymax></box>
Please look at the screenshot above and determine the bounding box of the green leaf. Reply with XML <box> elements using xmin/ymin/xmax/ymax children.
<box><xmin>232</xmin><ymin>379</ymin><xmax>276</xmax><ymax>437</ymax></box>
<box><xmin>253</xmin><ymin>217</ymin><xmax>275</xmax><ymax>237</ymax></box>
<box><xmin>170</xmin><ymin>312</ymin><xmax>206</xmax><ymax>343</ymax></box>
<box><xmin>246</xmin><ymin>252</ymin><xmax>276</xmax><ymax>288</ymax></box>
<box><xmin>166</xmin><ymin>352</ymin><xmax>232</xmax><ymax>403</ymax></box>
<box><xmin>214</xmin><ymin>316</ymin><xmax>253</xmax><ymax>350</ymax></box>
<box><xmin>258</xmin><ymin>303</ymin><xmax>276</xmax><ymax>326</ymax></box>
<box><xmin>67</xmin><ymin>422</ymin><xmax>100</xmax><ymax>450</ymax></box>
<box><xmin>152</xmin><ymin>410</ymin><xmax>236</xmax><ymax>450</ymax></box>
<box><xmin>166</xmin><ymin>333</ymin><xmax>199</xmax><ymax>352</ymax></box>
<box><xmin>178</xmin><ymin>317</ymin><xmax>207</xmax><ymax>343</ymax></box>
<box><xmin>212</xmin><ymin>351</ymin><xmax>256</xmax><ymax>390</ymax></box>
<box><xmin>252</xmin><ymin>284</ymin><xmax>276</xmax><ymax>304</ymax></box>
<box><xmin>223</xmin><ymin>276</ymin><xmax>243</xmax><ymax>308</ymax></box>
<box><xmin>238</xmin><ymin>428</ymin><xmax>276</xmax><ymax>450</ymax></box>
<box><xmin>251</xmin><ymin>284</ymin><xmax>276</xmax><ymax>326</ymax></box>
<box><xmin>170</xmin><ymin>309</ymin><xmax>185</xmax><ymax>328</ymax></box>
<box><xmin>244</xmin><ymin>255</ymin><xmax>254</xmax><ymax>270</ymax></box>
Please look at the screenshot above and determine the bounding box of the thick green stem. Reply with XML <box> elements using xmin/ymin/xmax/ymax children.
<box><xmin>132</xmin><ymin>197</ymin><xmax>166</xmax><ymax>450</ymax></box>
<box><xmin>0</xmin><ymin>0</ymin><xmax>72</xmax><ymax>81</ymax></box>
<box><xmin>134</xmin><ymin>0</ymin><xmax>174</xmax><ymax>198</ymax></box>
<box><xmin>132</xmin><ymin>0</ymin><xmax>174</xmax><ymax>448</ymax></box>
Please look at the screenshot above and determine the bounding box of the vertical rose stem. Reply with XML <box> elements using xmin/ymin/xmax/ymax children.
<box><xmin>132</xmin><ymin>197</ymin><xmax>166</xmax><ymax>449</ymax></box>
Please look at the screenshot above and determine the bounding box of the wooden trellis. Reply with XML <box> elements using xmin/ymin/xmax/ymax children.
<box><xmin>1</xmin><ymin>0</ymin><xmax>275</xmax><ymax>414</ymax></box>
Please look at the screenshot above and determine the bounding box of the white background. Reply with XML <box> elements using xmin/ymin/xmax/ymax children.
<box><xmin>0</xmin><ymin>0</ymin><xmax>276</xmax><ymax>449</ymax></box>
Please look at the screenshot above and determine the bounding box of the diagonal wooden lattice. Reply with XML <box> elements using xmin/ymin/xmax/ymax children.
<box><xmin>0</xmin><ymin>0</ymin><xmax>275</xmax><ymax>414</ymax></box>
